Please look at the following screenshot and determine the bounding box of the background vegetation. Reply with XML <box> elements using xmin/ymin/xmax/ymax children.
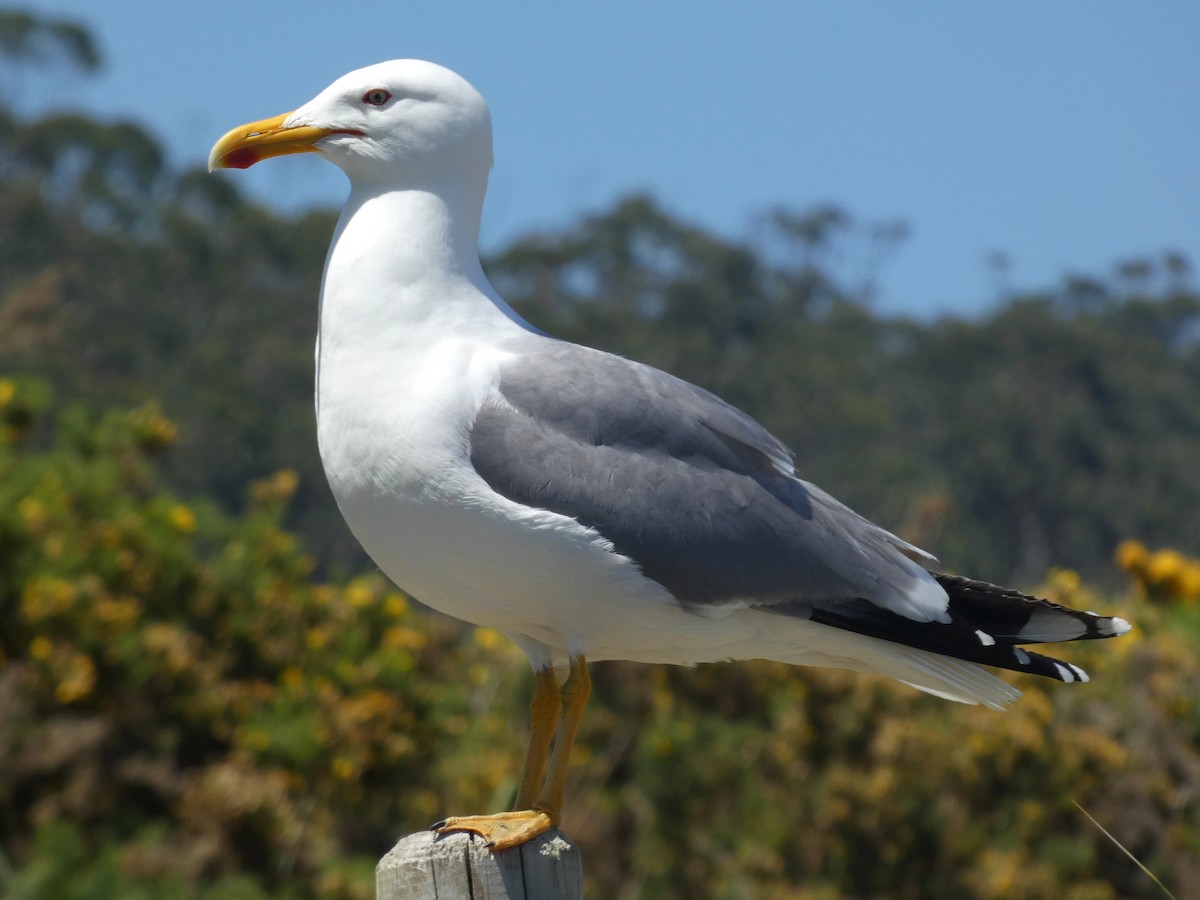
<box><xmin>2</xmin><ymin>11</ymin><xmax>1197</xmax><ymax>898</ymax></box>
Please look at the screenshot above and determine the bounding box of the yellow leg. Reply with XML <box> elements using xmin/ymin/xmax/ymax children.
<box><xmin>433</xmin><ymin>656</ymin><xmax>590</xmax><ymax>850</ymax></box>
<box><xmin>535</xmin><ymin>655</ymin><xmax>590</xmax><ymax>815</ymax></box>
<box><xmin>514</xmin><ymin>667</ymin><xmax>560</xmax><ymax>810</ymax></box>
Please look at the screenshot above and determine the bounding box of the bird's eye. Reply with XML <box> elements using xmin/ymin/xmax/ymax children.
<box><xmin>362</xmin><ymin>89</ymin><xmax>392</xmax><ymax>106</ymax></box>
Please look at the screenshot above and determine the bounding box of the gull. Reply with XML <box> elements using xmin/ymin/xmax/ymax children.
<box><xmin>209</xmin><ymin>60</ymin><xmax>1130</xmax><ymax>850</ymax></box>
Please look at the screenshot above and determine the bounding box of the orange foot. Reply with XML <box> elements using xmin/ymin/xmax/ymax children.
<box><xmin>432</xmin><ymin>808</ymin><xmax>556</xmax><ymax>850</ymax></box>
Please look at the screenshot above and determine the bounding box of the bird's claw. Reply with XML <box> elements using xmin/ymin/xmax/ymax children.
<box><xmin>431</xmin><ymin>809</ymin><xmax>556</xmax><ymax>850</ymax></box>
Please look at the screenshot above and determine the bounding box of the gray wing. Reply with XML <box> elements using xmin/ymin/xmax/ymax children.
<box><xmin>470</xmin><ymin>338</ymin><xmax>944</xmax><ymax>621</ymax></box>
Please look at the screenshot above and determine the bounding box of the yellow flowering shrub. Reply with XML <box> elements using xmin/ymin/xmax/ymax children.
<box><xmin>1</xmin><ymin>384</ymin><xmax>1196</xmax><ymax>898</ymax></box>
<box><xmin>0</xmin><ymin>384</ymin><xmax>523</xmax><ymax>899</ymax></box>
<box><xmin>1115</xmin><ymin>539</ymin><xmax>1200</xmax><ymax>603</ymax></box>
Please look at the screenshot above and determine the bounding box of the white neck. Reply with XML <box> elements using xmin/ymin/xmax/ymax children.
<box><xmin>316</xmin><ymin>177</ymin><xmax>532</xmax><ymax>392</ymax></box>
<box><xmin>313</xmin><ymin>175</ymin><xmax>536</xmax><ymax>495</ymax></box>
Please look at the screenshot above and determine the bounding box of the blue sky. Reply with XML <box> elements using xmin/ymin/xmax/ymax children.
<box><xmin>13</xmin><ymin>1</ymin><xmax>1200</xmax><ymax>316</ymax></box>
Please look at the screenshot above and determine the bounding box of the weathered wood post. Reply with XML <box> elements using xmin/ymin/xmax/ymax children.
<box><xmin>376</xmin><ymin>828</ymin><xmax>583</xmax><ymax>900</ymax></box>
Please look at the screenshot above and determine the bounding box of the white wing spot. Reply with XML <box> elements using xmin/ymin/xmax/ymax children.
<box><xmin>1102</xmin><ymin>617</ymin><xmax>1132</xmax><ymax>637</ymax></box>
<box><xmin>1013</xmin><ymin>648</ymin><xmax>1031</xmax><ymax>665</ymax></box>
<box><xmin>975</xmin><ymin>629</ymin><xmax>996</xmax><ymax>647</ymax></box>
<box><xmin>1054</xmin><ymin>662</ymin><xmax>1075</xmax><ymax>683</ymax></box>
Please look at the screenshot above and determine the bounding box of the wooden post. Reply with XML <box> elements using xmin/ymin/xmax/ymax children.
<box><xmin>376</xmin><ymin>828</ymin><xmax>583</xmax><ymax>900</ymax></box>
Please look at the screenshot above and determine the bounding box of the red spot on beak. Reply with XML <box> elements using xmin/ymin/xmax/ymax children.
<box><xmin>223</xmin><ymin>147</ymin><xmax>263</xmax><ymax>169</ymax></box>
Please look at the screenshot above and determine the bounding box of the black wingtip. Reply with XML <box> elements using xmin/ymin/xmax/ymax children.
<box><xmin>1010</xmin><ymin>646</ymin><xmax>1091</xmax><ymax>683</ymax></box>
<box><xmin>934</xmin><ymin>573</ymin><xmax>1132</xmax><ymax>644</ymax></box>
<box><xmin>798</xmin><ymin>573</ymin><xmax>1129</xmax><ymax>684</ymax></box>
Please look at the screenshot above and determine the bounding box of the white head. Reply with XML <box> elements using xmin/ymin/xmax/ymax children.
<box><xmin>209</xmin><ymin>60</ymin><xmax>493</xmax><ymax>191</ymax></box>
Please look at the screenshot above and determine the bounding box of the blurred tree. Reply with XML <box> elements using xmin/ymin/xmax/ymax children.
<box><xmin>2</xmin><ymin>15</ymin><xmax>1199</xmax><ymax>897</ymax></box>
<box><xmin>893</xmin><ymin>279</ymin><xmax>1200</xmax><ymax>582</ymax></box>
<box><xmin>0</xmin><ymin>8</ymin><xmax>100</xmax><ymax>74</ymax></box>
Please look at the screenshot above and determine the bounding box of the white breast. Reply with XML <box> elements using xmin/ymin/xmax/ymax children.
<box><xmin>316</xmin><ymin>333</ymin><xmax>689</xmax><ymax>660</ymax></box>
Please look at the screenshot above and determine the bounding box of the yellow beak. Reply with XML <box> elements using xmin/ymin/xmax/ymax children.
<box><xmin>208</xmin><ymin>112</ymin><xmax>344</xmax><ymax>171</ymax></box>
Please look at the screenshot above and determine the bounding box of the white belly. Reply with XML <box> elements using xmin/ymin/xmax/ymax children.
<box><xmin>314</xmin><ymin>339</ymin><xmax>720</xmax><ymax>665</ymax></box>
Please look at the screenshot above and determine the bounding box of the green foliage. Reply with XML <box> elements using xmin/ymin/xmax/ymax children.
<box><xmin>1</xmin><ymin>387</ymin><xmax>1197</xmax><ymax>898</ymax></box>
<box><xmin>3</xmin><ymin>13</ymin><xmax>1199</xmax><ymax>897</ymax></box>
<box><xmin>0</xmin><ymin>384</ymin><xmax>527</xmax><ymax>899</ymax></box>
<box><xmin>890</xmin><ymin>292</ymin><xmax>1200</xmax><ymax>583</ymax></box>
